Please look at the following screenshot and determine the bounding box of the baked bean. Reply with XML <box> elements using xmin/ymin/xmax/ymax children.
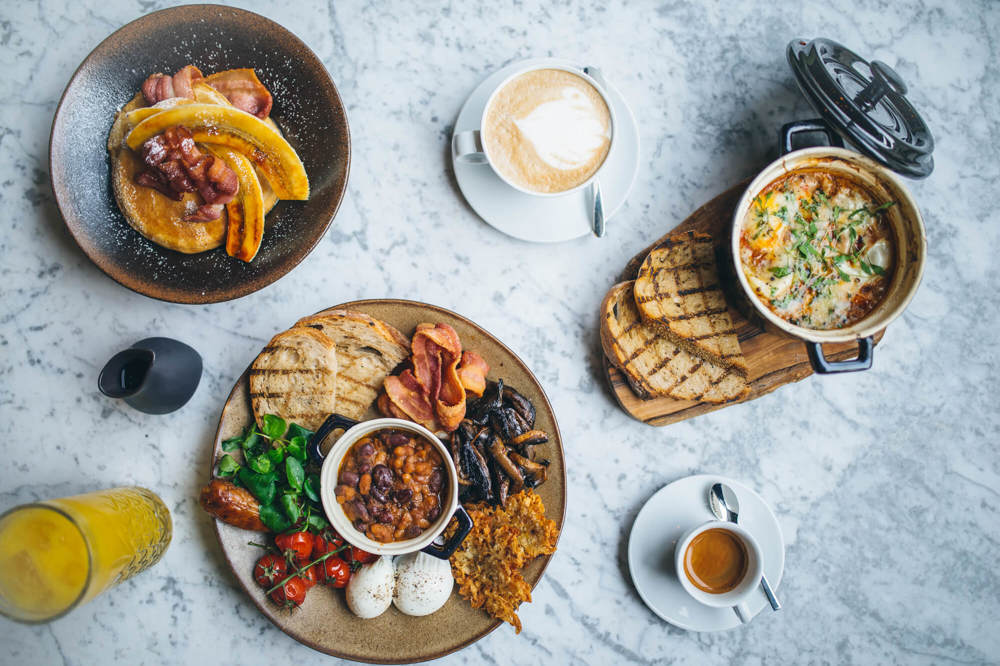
<box><xmin>370</xmin><ymin>524</ymin><xmax>392</xmax><ymax>542</ymax></box>
<box><xmin>338</xmin><ymin>428</ymin><xmax>448</xmax><ymax>543</ymax></box>
<box><xmin>428</xmin><ymin>469</ymin><xmax>443</xmax><ymax>493</ymax></box>
<box><xmin>372</xmin><ymin>464</ymin><xmax>393</xmax><ymax>489</ymax></box>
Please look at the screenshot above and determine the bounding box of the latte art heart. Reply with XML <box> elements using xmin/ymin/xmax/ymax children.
<box><xmin>483</xmin><ymin>69</ymin><xmax>612</xmax><ymax>194</ymax></box>
<box><xmin>513</xmin><ymin>88</ymin><xmax>611</xmax><ymax>171</ymax></box>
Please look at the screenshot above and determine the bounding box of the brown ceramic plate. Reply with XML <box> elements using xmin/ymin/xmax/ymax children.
<box><xmin>49</xmin><ymin>5</ymin><xmax>350</xmax><ymax>304</ymax></box>
<box><xmin>208</xmin><ymin>300</ymin><xmax>566</xmax><ymax>663</ymax></box>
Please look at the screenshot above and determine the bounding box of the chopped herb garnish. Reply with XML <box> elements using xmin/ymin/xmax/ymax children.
<box><xmin>770</xmin><ymin>266</ymin><xmax>792</xmax><ymax>278</ymax></box>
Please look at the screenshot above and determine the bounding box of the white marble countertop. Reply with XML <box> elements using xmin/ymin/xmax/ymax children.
<box><xmin>2</xmin><ymin>1</ymin><xmax>998</xmax><ymax>663</ymax></box>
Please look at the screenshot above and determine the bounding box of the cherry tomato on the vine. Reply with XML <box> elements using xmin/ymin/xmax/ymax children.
<box><xmin>299</xmin><ymin>564</ymin><xmax>320</xmax><ymax>589</ymax></box>
<box><xmin>321</xmin><ymin>556</ymin><xmax>351</xmax><ymax>588</ymax></box>
<box><xmin>313</xmin><ymin>532</ymin><xmax>344</xmax><ymax>557</ymax></box>
<box><xmin>349</xmin><ymin>546</ymin><xmax>378</xmax><ymax>566</ymax></box>
<box><xmin>253</xmin><ymin>554</ymin><xmax>287</xmax><ymax>588</ymax></box>
<box><xmin>269</xmin><ymin>576</ymin><xmax>307</xmax><ymax>608</ymax></box>
<box><xmin>275</xmin><ymin>531</ymin><xmax>313</xmax><ymax>565</ymax></box>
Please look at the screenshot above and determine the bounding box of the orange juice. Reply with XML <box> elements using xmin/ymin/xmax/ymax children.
<box><xmin>0</xmin><ymin>506</ymin><xmax>89</xmax><ymax>621</ymax></box>
<box><xmin>0</xmin><ymin>487</ymin><xmax>171</xmax><ymax>623</ymax></box>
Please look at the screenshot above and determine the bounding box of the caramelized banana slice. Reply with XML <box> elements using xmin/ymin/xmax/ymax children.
<box><xmin>124</xmin><ymin>97</ymin><xmax>196</xmax><ymax>128</ymax></box>
<box><xmin>205</xmin><ymin>145</ymin><xmax>266</xmax><ymax>262</ymax></box>
<box><xmin>125</xmin><ymin>103</ymin><xmax>308</xmax><ymax>200</ymax></box>
<box><xmin>191</xmin><ymin>81</ymin><xmax>232</xmax><ymax>106</ymax></box>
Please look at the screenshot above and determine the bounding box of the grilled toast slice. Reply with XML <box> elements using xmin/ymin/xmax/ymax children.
<box><xmin>601</xmin><ymin>281</ymin><xmax>748</xmax><ymax>404</ymax></box>
<box><xmin>634</xmin><ymin>231</ymin><xmax>748</xmax><ymax>376</ymax></box>
<box><xmin>250</xmin><ymin>327</ymin><xmax>338</xmax><ymax>431</ymax></box>
<box><xmin>295</xmin><ymin>310</ymin><xmax>410</xmax><ymax>421</ymax></box>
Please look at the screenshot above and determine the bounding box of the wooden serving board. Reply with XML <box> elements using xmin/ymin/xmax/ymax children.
<box><xmin>604</xmin><ymin>179</ymin><xmax>885</xmax><ymax>426</ymax></box>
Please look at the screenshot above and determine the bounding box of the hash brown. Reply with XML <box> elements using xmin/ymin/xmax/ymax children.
<box><xmin>448</xmin><ymin>490</ymin><xmax>559</xmax><ymax>633</ymax></box>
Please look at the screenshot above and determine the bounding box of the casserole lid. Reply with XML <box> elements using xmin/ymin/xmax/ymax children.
<box><xmin>787</xmin><ymin>38</ymin><xmax>934</xmax><ymax>178</ymax></box>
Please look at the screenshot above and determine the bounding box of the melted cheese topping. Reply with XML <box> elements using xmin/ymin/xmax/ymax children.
<box><xmin>739</xmin><ymin>171</ymin><xmax>894</xmax><ymax>330</ymax></box>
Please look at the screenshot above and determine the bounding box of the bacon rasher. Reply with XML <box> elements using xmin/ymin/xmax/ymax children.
<box><xmin>141</xmin><ymin>66</ymin><xmax>273</xmax><ymax>119</ymax></box>
<box><xmin>382</xmin><ymin>324</ymin><xmax>490</xmax><ymax>433</ymax></box>
<box><xmin>136</xmin><ymin>126</ymin><xmax>238</xmax><ymax>222</ymax></box>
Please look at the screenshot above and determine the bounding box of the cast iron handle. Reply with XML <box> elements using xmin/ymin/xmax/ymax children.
<box><xmin>854</xmin><ymin>60</ymin><xmax>907</xmax><ymax>111</ymax></box>
<box><xmin>308</xmin><ymin>413</ymin><xmax>360</xmax><ymax>464</ymax></box>
<box><xmin>807</xmin><ymin>337</ymin><xmax>874</xmax><ymax>374</ymax></box>
<box><xmin>781</xmin><ymin>119</ymin><xmax>845</xmax><ymax>155</ymax></box>
<box><xmin>421</xmin><ymin>505</ymin><xmax>473</xmax><ymax>560</ymax></box>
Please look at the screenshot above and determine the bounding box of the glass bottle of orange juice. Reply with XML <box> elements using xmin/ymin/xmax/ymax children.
<box><xmin>0</xmin><ymin>486</ymin><xmax>172</xmax><ymax>623</ymax></box>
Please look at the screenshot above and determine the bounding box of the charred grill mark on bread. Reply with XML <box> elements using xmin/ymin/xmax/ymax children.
<box><xmin>599</xmin><ymin>281</ymin><xmax>748</xmax><ymax>404</ymax></box>
<box><xmin>633</xmin><ymin>232</ymin><xmax>748</xmax><ymax>377</ymax></box>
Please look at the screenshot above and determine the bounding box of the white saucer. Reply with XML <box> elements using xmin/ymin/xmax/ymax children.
<box><xmin>452</xmin><ymin>57</ymin><xmax>640</xmax><ymax>243</ymax></box>
<box><xmin>627</xmin><ymin>474</ymin><xmax>785</xmax><ymax>632</ymax></box>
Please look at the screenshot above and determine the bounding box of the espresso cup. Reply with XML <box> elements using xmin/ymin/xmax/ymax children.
<box><xmin>453</xmin><ymin>63</ymin><xmax>616</xmax><ymax>197</ymax></box>
<box><xmin>674</xmin><ymin>521</ymin><xmax>764</xmax><ymax>624</ymax></box>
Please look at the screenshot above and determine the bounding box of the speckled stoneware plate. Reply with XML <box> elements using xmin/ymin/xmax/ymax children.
<box><xmin>208</xmin><ymin>300</ymin><xmax>566</xmax><ymax>663</ymax></box>
<box><xmin>49</xmin><ymin>5</ymin><xmax>350</xmax><ymax>304</ymax></box>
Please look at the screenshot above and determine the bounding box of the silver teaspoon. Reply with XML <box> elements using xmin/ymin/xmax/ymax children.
<box><xmin>582</xmin><ymin>66</ymin><xmax>607</xmax><ymax>238</ymax></box>
<box><xmin>591</xmin><ymin>179</ymin><xmax>605</xmax><ymax>237</ymax></box>
<box><xmin>709</xmin><ymin>482</ymin><xmax>781</xmax><ymax>611</ymax></box>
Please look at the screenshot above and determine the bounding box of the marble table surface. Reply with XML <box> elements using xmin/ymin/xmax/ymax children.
<box><xmin>2</xmin><ymin>1</ymin><xmax>998</xmax><ymax>664</ymax></box>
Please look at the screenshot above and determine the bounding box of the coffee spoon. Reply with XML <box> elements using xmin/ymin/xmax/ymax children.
<box><xmin>591</xmin><ymin>180</ymin><xmax>605</xmax><ymax>237</ymax></box>
<box><xmin>709</xmin><ymin>482</ymin><xmax>782</xmax><ymax>612</ymax></box>
<box><xmin>582</xmin><ymin>66</ymin><xmax>606</xmax><ymax>238</ymax></box>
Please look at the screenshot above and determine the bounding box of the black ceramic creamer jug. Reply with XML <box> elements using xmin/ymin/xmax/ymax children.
<box><xmin>98</xmin><ymin>337</ymin><xmax>202</xmax><ymax>414</ymax></box>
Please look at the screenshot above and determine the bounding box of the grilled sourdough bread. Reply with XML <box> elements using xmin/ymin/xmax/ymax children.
<box><xmin>250</xmin><ymin>327</ymin><xmax>338</xmax><ymax>431</ymax></box>
<box><xmin>601</xmin><ymin>281</ymin><xmax>748</xmax><ymax>404</ymax></box>
<box><xmin>633</xmin><ymin>231</ymin><xmax>748</xmax><ymax>376</ymax></box>
<box><xmin>295</xmin><ymin>310</ymin><xmax>410</xmax><ymax>421</ymax></box>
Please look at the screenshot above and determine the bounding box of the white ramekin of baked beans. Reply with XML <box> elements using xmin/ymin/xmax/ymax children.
<box><xmin>313</xmin><ymin>415</ymin><xmax>472</xmax><ymax>559</ymax></box>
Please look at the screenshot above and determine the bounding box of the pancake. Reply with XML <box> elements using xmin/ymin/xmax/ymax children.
<box><xmin>108</xmin><ymin>94</ymin><xmax>226</xmax><ymax>253</ymax></box>
<box><xmin>107</xmin><ymin>92</ymin><xmax>281</xmax><ymax>254</ymax></box>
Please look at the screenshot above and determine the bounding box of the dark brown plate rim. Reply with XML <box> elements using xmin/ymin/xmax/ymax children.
<box><xmin>207</xmin><ymin>299</ymin><xmax>567</xmax><ymax>662</ymax></box>
<box><xmin>48</xmin><ymin>4</ymin><xmax>351</xmax><ymax>304</ymax></box>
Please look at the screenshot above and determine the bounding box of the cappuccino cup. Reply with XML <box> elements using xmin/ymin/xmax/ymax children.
<box><xmin>453</xmin><ymin>64</ymin><xmax>616</xmax><ymax>196</ymax></box>
<box><xmin>674</xmin><ymin>521</ymin><xmax>764</xmax><ymax>624</ymax></box>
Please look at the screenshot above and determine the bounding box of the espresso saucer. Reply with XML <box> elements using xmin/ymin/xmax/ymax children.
<box><xmin>452</xmin><ymin>57</ymin><xmax>640</xmax><ymax>243</ymax></box>
<box><xmin>627</xmin><ymin>474</ymin><xmax>785</xmax><ymax>632</ymax></box>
